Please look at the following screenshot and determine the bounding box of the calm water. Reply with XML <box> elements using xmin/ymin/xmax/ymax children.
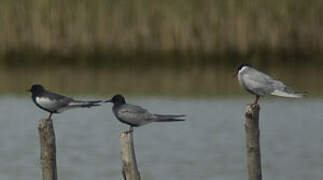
<box><xmin>0</xmin><ymin>96</ymin><xmax>322</xmax><ymax>180</ymax></box>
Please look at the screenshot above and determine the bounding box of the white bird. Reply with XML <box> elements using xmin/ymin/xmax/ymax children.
<box><xmin>236</xmin><ymin>64</ymin><xmax>306</xmax><ymax>104</ymax></box>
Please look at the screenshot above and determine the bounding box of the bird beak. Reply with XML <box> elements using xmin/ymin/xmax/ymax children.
<box><xmin>105</xmin><ymin>99</ymin><xmax>112</xmax><ymax>103</ymax></box>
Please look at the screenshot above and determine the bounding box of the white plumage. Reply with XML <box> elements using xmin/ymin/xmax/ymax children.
<box><xmin>35</xmin><ymin>97</ymin><xmax>58</xmax><ymax>111</ymax></box>
<box><xmin>237</xmin><ymin>65</ymin><xmax>305</xmax><ymax>104</ymax></box>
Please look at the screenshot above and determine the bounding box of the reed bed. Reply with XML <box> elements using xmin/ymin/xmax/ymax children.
<box><xmin>0</xmin><ymin>0</ymin><xmax>322</xmax><ymax>64</ymax></box>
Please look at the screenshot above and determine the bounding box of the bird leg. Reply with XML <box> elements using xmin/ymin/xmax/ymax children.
<box><xmin>48</xmin><ymin>113</ymin><xmax>53</xmax><ymax>120</ymax></box>
<box><xmin>254</xmin><ymin>96</ymin><xmax>260</xmax><ymax>105</ymax></box>
<box><xmin>124</xmin><ymin>126</ymin><xmax>134</xmax><ymax>134</ymax></box>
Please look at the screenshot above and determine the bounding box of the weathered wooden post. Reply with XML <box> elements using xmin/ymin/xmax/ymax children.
<box><xmin>120</xmin><ymin>131</ymin><xmax>141</xmax><ymax>180</ymax></box>
<box><xmin>245</xmin><ymin>104</ymin><xmax>262</xmax><ymax>180</ymax></box>
<box><xmin>38</xmin><ymin>118</ymin><xmax>57</xmax><ymax>180</ymax></box>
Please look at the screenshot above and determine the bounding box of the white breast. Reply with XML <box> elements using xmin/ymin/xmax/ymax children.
<box><xmin>36</xmin><ymin>97</ymin><xmax>57</xmax><ymax>110</ymax></box>
<box><xmin>237</xmin><ymin>66</ymin><xmax>248</xmax><ymax>87</ymax></box>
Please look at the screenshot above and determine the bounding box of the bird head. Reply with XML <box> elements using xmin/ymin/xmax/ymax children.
<box><xmin>105</xmin><ymin>94</ymin><xmax>126</xmax><ymax>105</ymax></box>
<box><xmin>234</xmin><ymin>64</ymin><xmax>251</xmax><ymax>77</ymax></box>
<box><xmin>28</xmin><ymin>84</ymin><xmax>45</xmax><ymax>94</ymax></box>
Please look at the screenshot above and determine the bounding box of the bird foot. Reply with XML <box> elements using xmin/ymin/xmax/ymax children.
<box><xmin>246</xmin><ymin>103</ymin><xmax>260</xmax><ymax>111</ymax></box>
<box><xmin>124</xmin><ymin>127</ymin><xmax>134</xmax><ymax>134</ymax></box>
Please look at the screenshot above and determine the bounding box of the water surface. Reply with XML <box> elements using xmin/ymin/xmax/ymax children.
<box><xmin>0</xmin><ymin>96</ymin><xmax>321</xmax><ymax>180</ymax></box>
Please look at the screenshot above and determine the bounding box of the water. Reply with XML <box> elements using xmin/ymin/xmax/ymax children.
<box><xmin>0</xmin><ymin>96</ymin><xmax>322</xmax><ymax>180</ymax></box>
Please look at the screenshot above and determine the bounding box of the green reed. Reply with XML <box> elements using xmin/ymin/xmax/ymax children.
<box><xmin>0</xmin><ymin>0</ymin><xmax>322</xmax><ymax>66</ymax></box>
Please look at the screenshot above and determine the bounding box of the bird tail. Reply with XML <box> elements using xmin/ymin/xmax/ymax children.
<box><xmin>153</xmin><ymin>114</ymin><xmax>186</xmax><ymax>122</ymax></box>
<box><xmin>270</xmin><ymin>90</ymin><xmax>307</xmax><ymax>98</ymax></box>
<box><xmin>69</xmin><ymin>100</ymin><xmax>102</xmax><ymax>108</ymax></box>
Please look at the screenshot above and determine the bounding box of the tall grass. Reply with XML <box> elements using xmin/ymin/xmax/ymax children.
<box><xmin>0</xmin><ymin>0</ymin><xmax>322</xmax><ymax>60</ymax></box>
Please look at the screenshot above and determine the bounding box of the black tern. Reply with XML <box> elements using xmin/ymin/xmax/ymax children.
<box><xmin>28</xmin><ymin>84</ymin><xmax>102</xmax><ymax>119</ymax></box>
<box><xmin>105</xmin><ymin>94</ymin><xmax>185</xmax><ymax>132</ymax></box>
<box><xmin>236</xmin><ymin>64</ymin><xmax>306</xmax><ymax>104</ymax></box>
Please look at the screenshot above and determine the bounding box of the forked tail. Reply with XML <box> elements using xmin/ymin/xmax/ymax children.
<box><xmin>271</xmin><ymin>90</ymin><xmax>308</xmax><ymax>98</ymax></box>
<box><xmin>153</xmin><ymin>114</ymin><xmax>186</xmax><ymax>122</ymax></box>
<box><xmin>69</xmin><ymin>100</ymin><xmax>102</xmax><ymax>108</ymax></box>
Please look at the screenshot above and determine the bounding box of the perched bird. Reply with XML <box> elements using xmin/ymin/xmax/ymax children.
<box><xmin>28</xmin><ymin>84</ymin><xmax>102</xmax><ymax>119</ymax></box>
<box><xmin>236</xmin><ymin>64</ymin><xmax>306</xmax><ymax>104</ymax></box>
<box><xmin>105</xmin><ymin>94</ymin><xmax>185</xmax><ymax>132</ymax></box>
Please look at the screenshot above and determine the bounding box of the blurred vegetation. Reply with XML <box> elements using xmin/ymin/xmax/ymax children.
<box><xmin>3</xmin><ymin>63</ymin><xmax>321</xmax><ymax>97</ymax></box>
<box><xmin>0</xmin><ymin>0</ymin><xmax>322</xmax><ymax>67</ymax></box>
<box><xmin>0</xmin><ymin>0</ymin><xmax>321</xmax><ymax>97</ymax></box>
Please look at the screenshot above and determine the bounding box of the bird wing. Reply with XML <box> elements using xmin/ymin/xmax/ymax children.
<box><xmin>116</xmin><ymin>104</ymin><xmax>153</xmax><ymax>126</ymax></box>
<box><xmin>242</xmin><ymin>68</ymin><xmax>303</xmax><ymax>98</ymax></box>
<box><xmin>240</xmin><ymin>67</ymin><xmax>276</xmax><ymax>96</ymax></box>
<box><xmin>36</xmin><ymin>91</ymin><xmax>73</xmax><ymax>112</ymax></box>
<box><xmin>269</xmin><ymin>79</ymin><xmax>304</xmax><ymax>98</ymax></box>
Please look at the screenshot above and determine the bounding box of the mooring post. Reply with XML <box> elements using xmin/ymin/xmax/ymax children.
<box><xmin>120</xmin><ymin>131</ymin><xmax>141</xmax><ymax>180</ymax></box>
<box><xmin>38</xmin><ymin>118</ymin><xmax>58</xmax><ymax>180</ymax></box>
<box><xmin>245</xmin><ymin>104</ymin><xmax>262</xmax><ymax>180</ymax></box>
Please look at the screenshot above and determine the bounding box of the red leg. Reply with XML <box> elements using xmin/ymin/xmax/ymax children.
<box><xmin>254</xmin><ymin>96</ymin><xmax>260</xmax><ymax>105</ymax></box>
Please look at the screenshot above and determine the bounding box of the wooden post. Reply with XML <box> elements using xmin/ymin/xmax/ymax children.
<box><xmin>38</xmin><ymin>118</ymin><xmax>58</xmax><ymax>180</ymax></box>
<box><xmin>245</xmin><ymin>104</ymin><xmax>262</xmax><ymax>180</ymax></box>
<box><xmin>120</xmin><ymin>131</ymin><xmax>141</xmax><ymax>180</ymax></box>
